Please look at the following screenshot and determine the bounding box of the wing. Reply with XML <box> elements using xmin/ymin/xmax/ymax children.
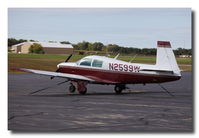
<box><xmin>14</xmin><ymin>68</ymin><xmax>95</xmax><ymax>82</ymax></box>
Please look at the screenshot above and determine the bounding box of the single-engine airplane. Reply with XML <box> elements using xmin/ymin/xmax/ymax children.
<box><xmin>15</xmin><ymin>41</ymin><xmax>181</xmax><ymax>94</ymax></box>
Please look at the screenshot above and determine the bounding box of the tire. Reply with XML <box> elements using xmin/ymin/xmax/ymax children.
<box><xmin>79</xmin><ymin>88</ymin><xmax>87</xmax><ymax>95</ymax></box>
<box><xmin>114</xmin><ymin>85</ymin><xmax>123</xmax><ymax>94</ymax></box>
<box><xmin>69</xmin><ymin>84</ymin><xmax>76</xmax><ymax>93</ymax></box>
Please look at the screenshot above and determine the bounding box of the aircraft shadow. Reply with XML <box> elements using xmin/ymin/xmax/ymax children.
<box><xmin>29</xmin><ymin>91</ymin><xmax>173</xmax><ymax>97</ymax></box>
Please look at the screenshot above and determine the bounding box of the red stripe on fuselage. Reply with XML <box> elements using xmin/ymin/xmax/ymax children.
<box><xmin>58</xmin><ymin>66</ymin><xmax>180</xmax><ymax>84</ymax></box>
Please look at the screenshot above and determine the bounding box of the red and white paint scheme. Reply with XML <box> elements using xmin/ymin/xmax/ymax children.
<box><xmin>18</xmin><ymin>41</ymin><xmax>181</xmax><ymax>94</ymax></box>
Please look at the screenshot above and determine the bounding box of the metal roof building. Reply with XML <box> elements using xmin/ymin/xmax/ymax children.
<box><xmin>10</xmin><ymin>42</ymin><xmax>73</xmax><ymax>54</ymax></box>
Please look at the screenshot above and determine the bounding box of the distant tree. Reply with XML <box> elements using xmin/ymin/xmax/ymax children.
<box><xmin>140</xmin><ymin>48</ymin><xmax>156</xmax><ymax>55</ymax></box>
<box><xmin>72</xmin><ymin>44</ymin><xmax>79</xmax><ymax>50</ymax></box>
<box><xmin>8</xmin><ymin>38</ymin><xmax>27</xmax><ymax>46</ymax></box>
<box><xmin>29</xmin><ymin>43</ymin><xmax>44</xmax><ymax>54</ymax></box>
<box><xmin>48</xmin><ymin>41</ymin><xmax>57</xmax><ymax>43</ymax></box>
<box><xmin>8</xmin><ymin>38</ymin><xmax>192</xmax><ymax>56</ymax></box>
<box><xmin>29</xmin><ymin>39</ymin><xmax>36</xmax><ymax>42</ymax></box>
<box><xmin>60</xmin><ymin>41</ymin><xmax>71</xmax><ymax>44</ymax></box>
<box><xmin>77</xmin><ymin>41</ymin><xmax>90</xmax><ymax>50</ymax></box>
<box><xmin>173</xmin><ymin>48</ymin><xmax>192</xmax><ymax>55</ymax></box>
<box><xmin>88</xmin><ymin>43</ymin><xmax>93</xmax><ymax>51</ymax></box>
<box><xmin>102</xmin><ymin>46</ymin><xmax>107</xmax><ymax>51</ymax></box>
<box><xmin>187</xmin><ymin>49</ymin><xmax>192</xmax><ymax>55</ymax></box>
<box><xmin>92</xmin><ymin>42</ymin><xmax>104</xmax><ymax>51</ymax></box>
<box><xmin>106</xmin><ymin>44</ymin><xmax>121</xmax><ymax>53</ymax></box>
<box><xmin>128</xmin><ymin>47</ymin><xmax>141</xmax><ymax>54</ymax></box>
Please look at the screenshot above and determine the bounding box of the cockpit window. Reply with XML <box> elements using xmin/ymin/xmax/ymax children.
<box><xmin>92</xmin><ymin>59</ymin><xmax>103</xmax><ymax>67</ymax></box>
<box><xmin>79</xmin><ymin>58</ymin><xmax>92</xmax><ymax>66</ymax></box>
<box><xmin>76</xmin><ymin>60</ymin><xmax>80</xmax><ymax>65</ymax></box>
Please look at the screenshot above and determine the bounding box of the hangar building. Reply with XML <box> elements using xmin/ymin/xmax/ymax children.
<box><xmin>10</xmin><ymin>42</ymin><xmax>73</xmax><ymax>54</ymax></box>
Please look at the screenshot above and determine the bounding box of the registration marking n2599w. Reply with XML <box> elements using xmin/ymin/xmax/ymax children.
<box><xmin>109</xmin><ymin>63</ymin><xmax>140</xmax><ymax>72</ymax></box>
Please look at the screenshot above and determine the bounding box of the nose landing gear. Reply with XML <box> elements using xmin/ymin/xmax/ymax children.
<box><xmin>69</xmin><ymin>83</ymin><xmax>76</xmax><ymax>93</ymax></box>
<box><xmin>114</xmin><ymin>84</ymin><xmax>126</xmax><ymax>94</ymax></box>
<box><xmin>68</xmin><ymin>81</ymin><xmax>88</xmax><ymax>95</ymax></box>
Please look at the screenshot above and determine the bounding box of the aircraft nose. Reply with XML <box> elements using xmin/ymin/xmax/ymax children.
<box><xmin>57</xmin><ymin>63</ymin><xmax>62</xmax><ymax>68</ymax></box>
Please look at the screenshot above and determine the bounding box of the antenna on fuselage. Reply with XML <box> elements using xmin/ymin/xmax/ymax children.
<box><xmin>114</xmin><ymin>53</ymin><xmax>120</xmax><ymax>59</ymax></box>
<box><xmin>129</xmin><ymin>54</ymin><xmax>137</xmax><ymax>63</ymax></box>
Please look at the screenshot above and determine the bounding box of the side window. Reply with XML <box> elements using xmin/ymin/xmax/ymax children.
<box><xmin>79</xmin><ymin>58</ymin><xmax>92</xmax><ymax>66</ymax></box>
<box><xmin>92</xmin><ymin>59</ymin><xmax>103</xmax><ymax>68</ymax></box>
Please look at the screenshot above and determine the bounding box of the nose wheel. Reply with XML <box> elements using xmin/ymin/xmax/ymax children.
<box><xmin>69</xmin><ymin>84</ymin><xmax>76</xmax><ymax>93</ymax></box>
<box><xmin>114</xmin><ymin>84</ymin><xmax>126</xmax><ymax>94</ymax></box>
<box><xmin>68</xmin><ymin>81</ymin><xmax>87</xmax><ymax>95</ymax></box>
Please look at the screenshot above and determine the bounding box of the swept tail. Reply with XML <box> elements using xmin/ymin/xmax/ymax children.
<box><xmin>156</xmin><ymin>41</ymin><xmax>181</xmax><ymax>76</ymax></box>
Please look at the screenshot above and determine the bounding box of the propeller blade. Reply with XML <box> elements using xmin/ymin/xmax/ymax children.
<box><xmin>65</xmin><ymin>54</ymin><xmax>73</xmax><ymax>62</ymax></box>
<box><xmin>51</xmin><ymin>54</ymin><xmax>72</xmax><ymax>80</ymax></box>
<box><xmin>50</xmin><ymin>68</ymin><xmax>60</xmax><ymax>79</ymax></box>
<box><xmin>56</xmin><ymin>68</ymin><xmax>59</xmax><ymax>72</ymax></box>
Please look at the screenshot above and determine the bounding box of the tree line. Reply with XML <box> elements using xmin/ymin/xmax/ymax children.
<box><xmin>8</xmin><ymin>38</ymin><xmax>192</xmax><ymax>56</ymax></box>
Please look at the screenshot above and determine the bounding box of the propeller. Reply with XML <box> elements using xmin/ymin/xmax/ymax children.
<box><xmin>51</xmin><ymin>54</ymin><xmax>73</xmax><ymax>80</ymax></box>
<box><xmin>65</xmin><ymin>54</ymin><xmax>73</xmax><ymax>62</ymax></box>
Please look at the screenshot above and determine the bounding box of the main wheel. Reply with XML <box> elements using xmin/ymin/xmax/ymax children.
<box><xmin>69</xmin><ymin>84</ymin><xmax>76</xmax><ymax>93</ymax></box>
<box><xmin>78</xmin><ymin>87</ymin><xmax>87</xmax><ymax>95</ymax></box>
<box><xmin>114</xmin><ymin>85</ymin><xmax>123</xmax><ymax>94</ymax></box>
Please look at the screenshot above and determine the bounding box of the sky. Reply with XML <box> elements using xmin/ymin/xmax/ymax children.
<box><xmin>8</xmin><ymin>8</ymin><xmax>191</xmax><ymax>49</ymax></box>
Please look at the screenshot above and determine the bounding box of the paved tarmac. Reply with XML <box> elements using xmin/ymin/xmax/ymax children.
<box><xmin>8</xmin><ymin>72</ymin><xmax>193</xmax><ymax>132</ymax></box>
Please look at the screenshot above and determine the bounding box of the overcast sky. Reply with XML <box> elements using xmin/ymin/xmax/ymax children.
<box><xmin>8</xmin><ymin>8</ymin><xmax>191</xmax><ymax>49</ymax></box>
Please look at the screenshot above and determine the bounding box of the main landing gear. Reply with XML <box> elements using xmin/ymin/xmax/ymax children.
<box><xmin>69</xmin><ymin>81</ymin><xmax>87</xmax><ymax>95</ymax></box>
<box><xmin>114</xmin><ymin>84</ymin><xmax>126</xmax><ymax>94</ymax></box>
<box><xmin>69</xmin><ymin>82</ymin><xmax>126</xmax><ymax>95</ymax></box>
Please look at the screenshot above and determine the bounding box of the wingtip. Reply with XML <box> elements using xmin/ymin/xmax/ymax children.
<box><xmin>10</xmin><ymin>67</ymin><xmax>30</xmax><ymax>73</ymax></box>
<box><xmin>10</xmin><ymin>67</ymin><xmax>22</xmax><ymax>72</ymax></box>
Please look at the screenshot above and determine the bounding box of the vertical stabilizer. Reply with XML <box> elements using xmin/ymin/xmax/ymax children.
<box><xmin>156</xmin><ymin>41</ymin><xmax>181</xmax><ymax>75</ymax></box>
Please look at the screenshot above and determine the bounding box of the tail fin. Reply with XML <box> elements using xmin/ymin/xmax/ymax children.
<box><xmin>156</xmin><ymin>41</ymin><xmax>181</xmax><ymax>75</ymax></box>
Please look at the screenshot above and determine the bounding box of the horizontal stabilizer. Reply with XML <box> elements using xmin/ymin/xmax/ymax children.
<box><xmin>140</xmin><ymin>69</ymin><xmax>174</xmax><ymax>74</ymax></box>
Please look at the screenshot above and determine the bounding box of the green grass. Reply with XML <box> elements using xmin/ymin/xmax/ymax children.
<box><xmin>8</xmin><ymin>53</ymin><xmax>192</xmax><ymax>72</ymax></box>
<box><xmin>117</xmin><ymin>56</ymin><xmax>156</xmax><ymax>64</ymax></box>
<box><xmin>8</xmin><ymin>53</ymin><xmax>75</xmax><ymax>59</ymax></box>
<box><xmin>176</xmin><ymin>58</ymin><xmax>192</xmax><ymax>65</ymax></box>
<box><xmin>8</xmin><ymin>53</ymin><xmax>85</xmax><ymax>62</ymax></box>
<box><xmin>115</xmin><ymin>55</ymin><xmax>191</xmax><ymax>65</ymax></box>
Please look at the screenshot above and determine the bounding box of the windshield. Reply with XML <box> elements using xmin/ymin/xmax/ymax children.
<box><xmin>79</xmin><ymin>58</ymin><xmax>92</xmax><ymax>66</ymax></box>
